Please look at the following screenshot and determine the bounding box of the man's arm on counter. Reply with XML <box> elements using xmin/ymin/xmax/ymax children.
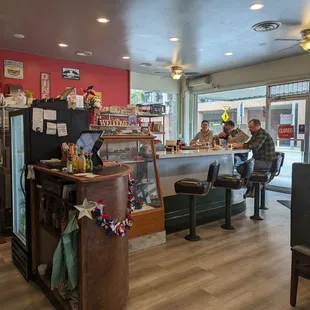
<box><xmin>190</xmin><ymin>133</ymin><xmax>199</xmax><ymax>145</ymax></box>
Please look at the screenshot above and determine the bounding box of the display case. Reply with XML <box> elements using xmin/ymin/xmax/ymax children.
<box><xmin>99</xmin><ymin>135</ymin><xmax>165</xmax><ymax>239</ymax></box>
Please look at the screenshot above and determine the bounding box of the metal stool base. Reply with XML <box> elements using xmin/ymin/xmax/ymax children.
<box><xmin>250</xmin><ymin>215</ymin><xmax>264</xmax><ymax>221</ymax></box>
<box><xmin>260</xmin><ymin>206</ymin><xmax>269</xmax><ymax>210</ymax></box>
<box><xmin>221</xmin><ymin>224</ymin><xmax>235</xmax><ymax>230</ymax></box>
<box><xmin>185</xmin><ymin>234</ymin><xmax>201</xmax><ymax>241</ymax></box>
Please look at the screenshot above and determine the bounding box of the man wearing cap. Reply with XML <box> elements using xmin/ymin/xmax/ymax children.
<box><xmin>218</xmin><ymin>120</ymin><xmax>248</xmax><ymax>166</ymax></box>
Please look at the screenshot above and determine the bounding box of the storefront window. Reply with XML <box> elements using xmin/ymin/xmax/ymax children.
<box><xmin>130</xmin><ymin>89</ymin><xmax>178</xmax><ymax>141</ymax></box>
<box><xmin>197</xmin><ymin>86</ymin><xmax>266</xmax><ymax>137</ymax></box>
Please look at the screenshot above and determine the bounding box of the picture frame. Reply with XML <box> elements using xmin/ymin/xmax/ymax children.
<box><xmin>4</xmin><ymin>60</ymin><xmax>24</xmax><ymax>79</ymax></box>
<box><xmin>62</xmin><ymin>67</ymin><xmax>80</xmax><ymax>80</ymax></box>
<box><xmin>40</xmin><ymin>72</ymin><xmax>51</xmax><ymax>99</ymax></box>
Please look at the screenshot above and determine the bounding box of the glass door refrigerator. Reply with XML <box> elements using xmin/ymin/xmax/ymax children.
<box><xmin>9</xmin><ymin>100</ymin><xmax>89</xmax><ymax>280</ymax></box>
<box><xmin>10</xmin><ymin>110</ymin><xmax>30</xmax><ymax>280</ymax></box>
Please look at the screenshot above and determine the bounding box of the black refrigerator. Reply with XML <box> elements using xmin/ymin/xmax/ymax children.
<box><xmin>9</xmin><ymin>100</ymin><xmax>89</xmax><ymax>280</ymax></box>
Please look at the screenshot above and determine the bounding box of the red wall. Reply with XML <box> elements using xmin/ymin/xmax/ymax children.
<box><xmin>0</xmin><ymin>49</ymin><xmax>130</xmax><ymax>106</ymax></box>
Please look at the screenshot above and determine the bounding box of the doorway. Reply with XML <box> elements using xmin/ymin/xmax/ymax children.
<box><xmin>266</xmin><ymin>80</ymin><xmax>310</xmax><ymax>192</ymax></box>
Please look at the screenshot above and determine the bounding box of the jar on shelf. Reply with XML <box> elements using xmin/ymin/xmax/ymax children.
<box><xmin>140</xmin><ymin>141</ymin><xmax>152</xmax><ymax>158</ymax></box>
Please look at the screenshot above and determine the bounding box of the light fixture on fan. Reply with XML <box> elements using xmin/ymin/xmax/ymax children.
<box><xmin>171</xmin><ymin>67</ymin><xmax>183</xmax><ymax>80</ymax></box>
<box><xmin>300</xmin><ymin>40</ymin><xmax>310</xmax><ymax>51</ymax></box>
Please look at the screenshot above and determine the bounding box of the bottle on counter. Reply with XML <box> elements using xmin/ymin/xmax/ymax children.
<box><xmin>86</xmin><ymin>153</ymin><xmax>93</xmax><ymax>173</ymax></box>
<box><xmin>67</xmin><ymin>155</ymin><xmax>74</xmax><ymax>174</ymax></box>
<box><xmin>78</xmin><ymin>146</ymin><xmax>86</xmax><ymax>173</ymax></box>
<box><xmin>73</xmin><ymin>145</ymin><xmax>79</xmax><ymax>173</ymax></box>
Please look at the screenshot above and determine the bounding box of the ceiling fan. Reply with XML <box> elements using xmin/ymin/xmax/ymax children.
<box><xmin>275</xmin><ymin>29</ymin><xmax>310</xmax><ymax>52</ymax></box>
<box><xmin>154</xmin><ymin>66</ymin><xmax>200</xmax><ymax>80</ymax></box>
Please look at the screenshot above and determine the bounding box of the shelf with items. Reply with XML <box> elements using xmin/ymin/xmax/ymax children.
<box><xmin>98</xmin><ymin>135</ymin><xmax>165</xmax><ymax>239</ymax></box>
<box><xmin>31</xmin><ymin>164</ymin><xmax>132</xmax><ymax>310</ymax></box>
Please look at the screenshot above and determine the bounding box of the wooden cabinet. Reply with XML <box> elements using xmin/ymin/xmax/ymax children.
<box><xmin>31</xmin><ymin>165</ymin><xmax>132</xmax><ymax>310</ymax></box>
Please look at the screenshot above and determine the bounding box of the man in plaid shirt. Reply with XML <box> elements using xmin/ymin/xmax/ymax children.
<box><xmin>233</xmin><ymin>119</ymin><xmax>277</xmax><ymax>197</ymax></box>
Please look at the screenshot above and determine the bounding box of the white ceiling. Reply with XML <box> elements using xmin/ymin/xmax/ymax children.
<box><xmin>1</xmin><ymin>0</ymin><xmax>310</xmax><ymax>76</ymax></box>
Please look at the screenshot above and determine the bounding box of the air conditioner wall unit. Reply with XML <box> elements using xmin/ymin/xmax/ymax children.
<box><xmin>188</xmin><ymin>75</ymin><xmax>212</xmax><ymax>88</ymax></box>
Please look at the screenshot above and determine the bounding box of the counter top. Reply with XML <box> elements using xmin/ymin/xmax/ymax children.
<box><xmin>156</xmin><ymin>149</ymin><xmax>249</xmax><ymax>159</ymax></box>
<box><xmin>33</xmin><ymin>164</ymin><xmax>132</xmax><ymax>183</ymax></box>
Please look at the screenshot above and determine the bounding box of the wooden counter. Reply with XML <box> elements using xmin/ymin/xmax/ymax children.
<box><xmin>31</xmin><ymin>164</ymin><xmax>132</xmax><ymax>310</ymax></box>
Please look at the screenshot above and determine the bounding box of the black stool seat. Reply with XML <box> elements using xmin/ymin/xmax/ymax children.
<box><xmin>214</xmin><ymin>175</ymin><xmax>244</xmax><ymax>189</ymax></box>
<box><xmin>174</xmin><ymin>161</ymin><xmax>220</xmax><ymax>241</ymax></box>
<box><xmin>249</xmin><ymin>171</ymin><xmax>271</xmax><ymax>183</ymax></box>
<box><xmin>214</xmin><ymin>158</ymin><xmax>255</xmax><ymax>230</ymax></box>
<box><xmin>175</xmin><ymin>178</ymin><xmax>211</xmax><ymax>195</ymax></box>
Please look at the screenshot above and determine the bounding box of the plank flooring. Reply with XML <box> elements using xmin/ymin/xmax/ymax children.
<box><xmin>1</xmin><ymin>191</ymin><xmax>310</xmax><ymax>310</ymax></box>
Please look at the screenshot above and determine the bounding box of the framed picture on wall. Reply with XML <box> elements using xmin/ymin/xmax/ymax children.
<box><xmin>4</xmin><ymin>60</ymin><xmax>24</xmax><ymax>79</ymax></box>
<box><xmin>40</xmin><ymin>72</ymin><xmax>51</xmax><ymax>99</ymax></box>
<box><xmin>62</xmin><ymin>67</ymin><xmax>80</xmax><ymax>80</ymax></box>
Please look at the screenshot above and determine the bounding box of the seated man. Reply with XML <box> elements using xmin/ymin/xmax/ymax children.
<box><xmin>218</xmin><ymin>120</ymin><xmax>249</xmax><ymax>166</ymax></box>
<box><xmin>190</xmin><ymin>120</ymin><xmax>214</xmax><ymax>145</ymax></box>
<box><xmin>233</xmin><ymin>119</ymin><xmax>277</xmax><ymax>198</ymax></box>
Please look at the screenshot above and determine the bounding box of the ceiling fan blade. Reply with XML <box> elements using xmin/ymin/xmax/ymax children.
<box><xmin>275</xmin><ymin>38</ymin><xmax>300</xmax><ymax>41</ymax></box>
<box><xmin>184</xmin><ymin>72</ymin><xmax>200</xmax><ymax>76</ymax></box>
<box><xmin>154</xmin><ymin>71</ymin><xmax>169</xmax><ymax>75</ymax></box>
<box><xmin>278</xmin><ymin>43</ymin><xmax>300</xmax><ymax>52</ymax></box>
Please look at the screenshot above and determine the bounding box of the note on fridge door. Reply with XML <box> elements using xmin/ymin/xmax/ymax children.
<box><xmin>46</xmin><ymin>122</ymin><xmax>57</xmax><ymax>135</ymax></box>
<box><xmin>43</xmin><ymin>109</ymin><xmax>57</xmax><ymax>120</ymax></box>
<box><xmin>57</xmin><ymin>123</ymin><xmax>68</xmax><ymax>137</ymax></box>
<box><xmin>32</xmin><ymin>108</ymin><xmax>44</xmax><ymax>132</ymax></box>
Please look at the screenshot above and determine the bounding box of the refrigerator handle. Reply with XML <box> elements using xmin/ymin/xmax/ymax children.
<box><xmin>20</xmin><ymin>164</ymin><xmax>26</xmax><ymax>198</ymax></box>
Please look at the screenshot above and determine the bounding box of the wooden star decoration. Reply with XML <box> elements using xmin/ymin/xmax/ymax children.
<box><xmin>74</xmin><ymin>198</ymin><xmax>96</xmax><ymax>220</ymax></box>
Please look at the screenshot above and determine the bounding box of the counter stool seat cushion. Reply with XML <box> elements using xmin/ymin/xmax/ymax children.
<box><xmin>214</xmin><ymin>175</ymin><xmax>243</xmax><ymax>190</ymax></box>
<box><xmin>249</xmin><ymin>171</ymin><xmax>271</xmax><ymax>183</ymax></box>
<box><xmin>175</xmin><ymin>178</ymin><xmax>209</xmax><ymax>195</ymax></box>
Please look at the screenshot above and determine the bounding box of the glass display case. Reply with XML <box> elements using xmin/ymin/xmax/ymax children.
<box><xmin>99</xmin><ymin>135</ymin><xmax>163</xmax><ymax>213</ymax></box>
<box><xmin>10</xmin><ymin>114</ymin><xmax>27</xmax><ymax>245</ymax></box>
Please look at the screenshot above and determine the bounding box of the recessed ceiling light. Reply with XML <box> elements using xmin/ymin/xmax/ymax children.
<box><xmin>225</xmin><ymin>52</ymin><xmax>233</xmax><ymax>56</ymax></box>
<box><xmin>140</xmin><ymin>63</ymin><xmax>152</xmax><ymax>67</ymax></box>
<box><xmin>97</xmin><ymin>17</ymin><xmax>110</xmax><ymax>23</ymax></box>
<box><xmin>122</xmin><ymin>56</ymin><xmax>130</xmax><ymax>59</ymax></box>
<box><xmin>169</xmin><ymin>37</ymin><xmax>179</xmax><ymax>42</ymax></box>
<box><xmin>13</xmin><ymin>34</ymin><xmax>25</xmax><ymax>39</ymax></box>
<box><xmin>249</xmin><ymin>3</ymin><xmax>264</xmax><ymax>10</ymax></box>
<box><xmin>59</xmin><ymin>43</ymin><xmax>68</xmax><ymax>47</ymax></box>
<box><xmin>76</xmin><ymin>51</ymin><xmax>92</xmax><ymax>56</ymax></box>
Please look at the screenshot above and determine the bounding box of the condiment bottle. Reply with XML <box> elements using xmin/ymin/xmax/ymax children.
<box><xmin>67</xmin><ymin>155</ymin><xmax>73</xmax><ymax>174</ymax></box>
<box><xmin>78</xmin><ymin>146</ymin><xmax>86</xmax><ymax>172</ymax></box>
<box><xmin>73</xmin><ymin>145</ymin><xmax>79</xmax><ymax>173</ymax></box>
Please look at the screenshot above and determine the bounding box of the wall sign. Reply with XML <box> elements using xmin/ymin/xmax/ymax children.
<box><xmin>62</xmin><ymin>67</ymin><xmax>80</xmax><ymax>80</ymax></box>
<box><xmin>4</xmin><ymin>60</ymin><xmax>24</xmax><ymax>79</ymax></box>
<box><xmin>40</xmin><ymin>72</ymin><xmax>51</xmax><ymax>99</ymax></box>
<box><xmin>278</xmin><ymin>125</ymin><xmax>294</xmax><ymax>139</ymax></box>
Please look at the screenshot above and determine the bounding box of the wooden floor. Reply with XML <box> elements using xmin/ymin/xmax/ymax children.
<box><xmin>1</xmin><ymin>191</ymin><xmax>310</xmax><ymax>310</ymax></box>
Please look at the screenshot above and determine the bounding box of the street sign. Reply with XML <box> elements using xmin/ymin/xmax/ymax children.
<box><xmin>221</xmin><ymin>105</ymin><xmax>230</xmax><ymax>122</ymax></box>
<box><xmin>278</xmin><ymin>125</ymin><xmax>294</xmax><ymax>138</ymax></box>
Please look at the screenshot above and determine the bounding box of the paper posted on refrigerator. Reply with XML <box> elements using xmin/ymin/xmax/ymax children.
<box><xmin>57</xmin><ymin>123</ymin><xmax>68</xmax><ymax>137</ymax></box>
<box><xmin>32</xmin><ymin>108</ymin><xmax>44</xmax><ymax>132</ymax></box>
<box><xmin>44</xmin><ymin>109</ymin><xmax>57</xmax><ymax>120</ymax></box>
<box><xmin>46</xmin><ymin>122</ymin><xmax>57</xmax><ymax>135</ymax></box>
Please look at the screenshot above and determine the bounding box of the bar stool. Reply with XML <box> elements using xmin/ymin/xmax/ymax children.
<box><xmin>249</xmin><ymin>153</ymin><xmax>284</xmax><ymax>220</ymax></box>
<box><xmin>174</xmin><ymin>161</ymin><xmax>220</xmax><ymax>241</ymax></box>
<box><xmin>214</xmin><ymin>158</ymin><xmax>255</xmax><ymax>230</ymax></box>
<box><xmin>260</xmin><ymin>152</ymin><xmax>285</xmax><ymax>210</ymax></box>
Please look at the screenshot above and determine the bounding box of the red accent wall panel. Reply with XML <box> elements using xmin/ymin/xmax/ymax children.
<box><xmin>0</xmin><ymin>49</ymin><xmax>129</xmax><ymax>106</ymax></box>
